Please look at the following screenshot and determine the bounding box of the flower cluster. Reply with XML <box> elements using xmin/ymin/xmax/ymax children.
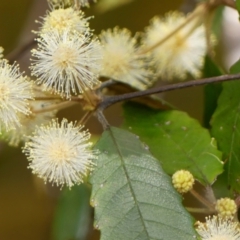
<box><xmin>31</xmin><ymin>2</ymin><xmax>102</xmax><ymax>99</ymax></box>
<box><xmin>0</xmin><ymin>0</ymin><xmax>103</xmax><ymax>188</ymax></box>
<box><xmin>0</xmin><ymin>0</ymin><xmax>212</xmax><ymax>190</ymax></box>
<box><xmin>97</xmin><ymin>9</ymin><xmax>208</xmax><ymax>88</ymax></box>
<box><xmin>3</xmin><ymin>1</ymin><xmax>240</xmax><ymax>239</ymax></box>
<box><xmin>30</xmin><ymin>2</ymin><xmax>209</xmax><ymax>97</ymax></box>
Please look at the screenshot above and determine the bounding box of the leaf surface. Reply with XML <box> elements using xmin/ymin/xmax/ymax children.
<box><xmin>211</xmin><ymin>60</ymin><xmax>240</xmax><ymax>191</ymax></box>
<box><xmin>203</xmin><ymin>56</ymin><xmax>222</xmax><ymax>128</ymax></box>
<box><xmin>90</xmin><ymin>127</ymin><xmax>197</xmax><ymax>240</ymax></box>
<box><xmin>123</xmin><ymin>103</ymin><xmax>223</xmax><ymax>185</ymax></box>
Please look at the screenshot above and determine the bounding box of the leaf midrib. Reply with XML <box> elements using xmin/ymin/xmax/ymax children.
<box><xmin>108</xmin><ymin>127</ymin><xmax>150</xmax><ymax>239</ymax></box>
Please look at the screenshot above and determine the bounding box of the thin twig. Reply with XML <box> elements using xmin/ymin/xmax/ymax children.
<box><xmin>186</xmin><ymin>207</ymin><xmax>215</xmax><ymax>214</ymax></box>
<box><xmin>99</xmin><ymin>73</ymin><xmax>240</xmax><ymax>110</ymax></box>
<box><xmin>33</xmin><ymin>96</ymin><xmax>83</xmax><ymax>102</ymax></box>
<box><xmin>96</xmin><ymin>110</ymin><xmax>110</xmax><ymax>130</ymax></box>
<box><xmin>77</xmin><ymin>111</ymin><xmax>94</xmax><ymax>126</ymax></box>
<box><xmin>96</xmin><ymin>79</ymin><xmax>117</xmax><ymax>95</ymax></box>
<box><xmin>190</xmin><ymin>189</ymin><xmax>215</xmax><ymax>210</ymax></box>
<box><xmin>33</xmin><ymin>96</ymin><xmax>62</xmax><ymax>101</ymax></box>
<box><xmin>33</xmin><ymin>101</ymin><xmax>79</xmax><ymax>114</ymax></box>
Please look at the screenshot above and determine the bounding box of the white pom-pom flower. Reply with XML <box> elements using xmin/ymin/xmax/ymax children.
<box><xmin>99</xmin><ymin>27</ymin><xmax>153</xmax><ymax>90</ymax></box>
<box><xmin>196</xmin><ymin>215</ymin><xmax>240</xmax><ymax>240</ymax></box>
<box><xmin>37</xmin><ymin>7</ymin><xmax>91</xmax><ymax>35</ymax></box>
<box><xmin>30</xmin><ymin>30</ymin><xmax>102</xmax><ymax>98</ymax></box>
<box><xmin>143</xmin><ymin>11</ymin><xmax>207</xmax><ymax>80</ymax></box>
<box><xmin>23</xmin><ymin>118</ymin><xmax>97</xmax><ymax>188</ymax></box>
<box><xmin>0</xmin><ymin>60</ymin><xmax>33</xmax><ymax>131</ymax></box>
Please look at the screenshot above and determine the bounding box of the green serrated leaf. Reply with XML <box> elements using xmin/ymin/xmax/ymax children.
<box><xmin>123</xmin><ymin>103</ymin><xmax>223</xmax><ymax>185</ymax></box>
<box><xmin>203</xmin><ymin>56</ymin><xmax>222</xmax><ymax>128</ymax></box>
<box><xmin>211</xmin><ymin>60</ymin><xmax>240</xmax><ymax>192</ymax></box>
<box><xmin>90</xmin><ymin>127</ymin><xmax>197</xmax><ymax>240</ymax></box>
<box><xmin>52</xmin><ymin>184</ymin><xmax>92</xmax><ymax>240</ymax></box>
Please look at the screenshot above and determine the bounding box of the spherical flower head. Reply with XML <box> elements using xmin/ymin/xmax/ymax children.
<box><xmin>38</xmin><ymin>7</ymin><xmax>91</xmax><ymax>35</ymax></box>
<box><xmin>143</xmin><ymin>11</ymin><xmax>207</xmax><ymax>80</ymax></box>
<box><xmin>172</xmin><ymin>169</ymin><xmax>194</xmax><ymax>194</ymax></box>
<box><xmin>99</xmin><ymin>27</ymin><xmax>154</xmax><ymax>90</ymax></box>
<box><xmin>23</xmin><ymin>118</ymin><xmax>97</xmax><ymax>188</ymax></box>
<box><xmin>0</xmin><ymin>60</ymin><xmax>33</xmax><ymax>131</ymax></box>
<box><xmin>196</xmin><ymin>215</ymin><xmax>240</xmax><ymax>240</ymax></box>
<box><xmin>215</xmin><ymin>198</ymin><xmax>237</xmax><ymax>219</ymax></box>
<box><xmin>0</xmin><ymin>47</ymin><xmax>4</xmax><ymax>58</ymax></box>
<box><xmin>30</xmin><ymin>30</ymin><xmax>102</xmax><ymax>99</ymax></box>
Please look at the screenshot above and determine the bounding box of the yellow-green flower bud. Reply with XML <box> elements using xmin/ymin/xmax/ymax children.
<box><xmin>172</xmin><ymin>170</ymin><xmax>194</xmax><ymax>194</ymax></box>
<box><xmin>215</xmin><ymin>198</ymin><xmax>237</xmax><ymax>218</ymax></box>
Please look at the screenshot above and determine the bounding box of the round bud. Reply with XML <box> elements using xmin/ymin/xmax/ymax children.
<box><xmin>172</xmin><ymin>170</ymin><xmax>194</xmax><ymax>194</ymax></box>
<box><xmin>215</xmin><ymin>198</ymin><xmax>237</xmax><ymax>218</ymax></box>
